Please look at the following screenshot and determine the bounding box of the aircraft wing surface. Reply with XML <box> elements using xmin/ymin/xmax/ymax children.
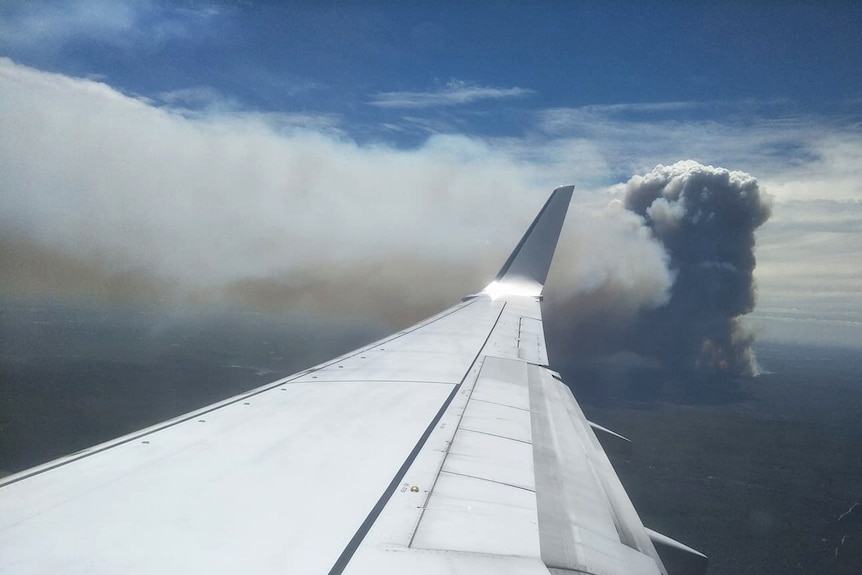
<box><xmin>0</xmin><ymin>186</ymin><xmax>705</xmax><ymax>574</ymax></box>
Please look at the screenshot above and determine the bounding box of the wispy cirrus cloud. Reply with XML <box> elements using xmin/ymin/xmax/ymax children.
<box><xmin>533</xmin><ymin>103</ymin><xmax>862</xmax><ymax>192</ymax></box>
<box><xmin>368</xmin><ymin>79</ymin><xmax>534</xmax><ymax>109</ymax></box>
<box><xmin>155</xmin><ymin>86</ymin><xmax>229</xmax><ymax>108</ymax></box>
<box><xmin>0</xmin><ymin>0</ymin><xmax>223</xmax><ymax>54</ymax></box>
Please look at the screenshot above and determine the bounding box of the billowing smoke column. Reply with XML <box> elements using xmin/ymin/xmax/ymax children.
<box><xmin>623</xmin><ymin>161</ymin><xmax>772</xmax><ymax>375</ymax></box>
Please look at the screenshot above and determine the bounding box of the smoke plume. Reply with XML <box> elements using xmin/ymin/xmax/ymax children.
<box><xmin>624</xmin><ymin>161</ymin><xmax>772</xmax><ymax>374</ymax></box>
<box><xmin>546</xmin><ymin>161</ymin><xmax>771</xmax><ymax>376</ymax></box>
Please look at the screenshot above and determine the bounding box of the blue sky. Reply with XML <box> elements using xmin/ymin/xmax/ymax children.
<box><xmin>1</xmin><ymin>0</ymin><xmax>861</xmax><ymax>347</ymax></box>
<box><xmin>4</xmin><ymin>1</ymin><xmax>860</xmax><ymax>145</ymax></box>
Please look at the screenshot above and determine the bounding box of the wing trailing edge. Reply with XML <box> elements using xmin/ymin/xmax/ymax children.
<box><xmin>482</xmin><ymin>185</ymin><xmax>574</xmax><ymax>298</ymax></box>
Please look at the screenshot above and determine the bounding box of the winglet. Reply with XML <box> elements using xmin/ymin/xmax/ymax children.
<box><xmin>481</xmin><ymin>185</ymin><xmax>574</xmax><ymax>298</ymax></box>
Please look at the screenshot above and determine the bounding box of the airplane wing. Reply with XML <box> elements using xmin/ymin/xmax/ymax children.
<box><xmin>0</xmin><ymin>186</ymin><xmax>706</xmax><ymax>575</ymax></box>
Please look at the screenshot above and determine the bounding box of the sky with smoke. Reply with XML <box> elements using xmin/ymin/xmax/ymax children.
<box><xmin>1</xmin><ymin>1</ymin><xmax>861</xmax><ymax>368</ymax></box>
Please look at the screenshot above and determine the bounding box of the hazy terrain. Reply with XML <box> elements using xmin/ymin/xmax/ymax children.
<box><xmin>1</xmin><ymin>297</ymin><xmax>860</xmax><ymax>574</ymax></box>
<box><xmin>561</xmin><ymin>345</ymin><xmax>862</xmax><ymax>575</ymax></box>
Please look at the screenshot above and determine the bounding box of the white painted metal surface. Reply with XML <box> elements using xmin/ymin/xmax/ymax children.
<box><xmin>0</xmin><ymin>186</ymin><xmax>697</xmax><ymax>575</ymax></box>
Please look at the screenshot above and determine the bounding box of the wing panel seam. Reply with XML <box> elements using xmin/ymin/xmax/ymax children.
<box><xmin>438</xmin><ymin>470</ymin><xmax>537</xmax><ymax>493</ymax></box>
<box><xmin>326</xmin><ymin>301</ymin><xmax>507</xmax><ymax>575</ymax></box>
<box><xmin>457</xmin><ymin>427</ymin><xmax>533</xmax><ymax>445</ymax></box>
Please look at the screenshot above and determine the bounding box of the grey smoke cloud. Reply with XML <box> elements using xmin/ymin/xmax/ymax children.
<box><xmin>546</xmin><ymin>162</ymin><xmax>772</xmax><ymax>376</ymax></box>
<box><xmin>624</xmin><ymin>162</ymin><xmax>772</xmax><ymax>374</ymax></box>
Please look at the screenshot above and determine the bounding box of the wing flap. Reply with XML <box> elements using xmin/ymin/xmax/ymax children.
<box><xmin>529</xmin><ymin>364</ymin><xmax>664</xmax><ymax>575</ymax></box>
<box><xmin>409</xmin><ymin>471</ymin><xmax>540</xmax><ymax>557</ymax></box>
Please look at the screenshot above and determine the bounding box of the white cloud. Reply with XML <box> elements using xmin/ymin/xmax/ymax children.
<box><xmin>758</xmin><ymin>132</ymin><xmax>862</xmax><ymax>202</ymax></box>
<box><xmin>369</xmin><ymin>79</ymin><xmax>534</xmax><ymax>109</ymax></box>
<box><xmin>1</xmin><ymin>0</ymin><xmax>137</xmax><ymax>46</ymax></box>
<box><xmin>753</xmin><ymin>199</ymin><xmax>862</xmax><ymax>317</ymax></box>
<box><xmin>0</xmin><ymin>0</ymin><xmax>221</xmax><ymax>53</ymax></box>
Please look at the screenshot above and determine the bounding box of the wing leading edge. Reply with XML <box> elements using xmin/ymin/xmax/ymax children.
<box><xmin>0</xmin><ymin>186</ymin><xmax>706</xmax><ymax>575</ymax></box>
